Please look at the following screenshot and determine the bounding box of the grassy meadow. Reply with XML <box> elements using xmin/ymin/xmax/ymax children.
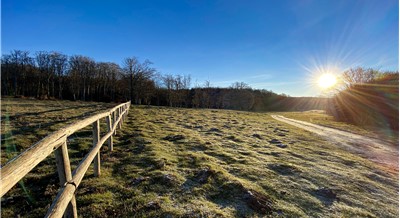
<box><xmin>276</xmin><ymin>110</ymin><xmax>399</xmax><ymax>145</ymax></box>
<box><xmin>1</xmin><ymin>98</ymin><xmax>398</xmax><ymax>217</ymax></box>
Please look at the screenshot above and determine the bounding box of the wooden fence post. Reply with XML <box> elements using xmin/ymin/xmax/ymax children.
<box><xmin>118</xmin><ymin>108</ymin><xmax>122</xmax><ymax>129</ymax></box>
<box><xmin>106</xmin><ymin>115</ymin><xmax>113</xmax><ymax>151</ymax></box>
<box><xmin>2</xmin><ymin>101</ymin><xmax>131</xmax><ymax>217</ymax></box>
<box><xmin>92</xmin><ymin>120</ymin><xmax>100</xmax><ymax>177</ymax></box>
<box><xmin>121</xmin><ymin>107</ymin><xmax>124</xmax><ymax>122</ymax></box>
<box><xmin>124</xmin><ymin>105</ymin><xmax>128</xmax><ymax>120</ymax></box>
<box><xmin>113</xmin><ymin>111</ymin><xmax>117</xmax><ymax>136</ymax></box>
<box><xmin>117</xmin><ymin>109</ymin><xmax>120</xmax><ymax>129</ymax></box>
<box><xmin>54</xmin><ymin>141</ymin><xmax>78</xmax><ymax>218</ymax></box>
<box><xmin>120</xmin><ymin>108</ymin><xmax>123</xmax><ymax>123</ymax></box>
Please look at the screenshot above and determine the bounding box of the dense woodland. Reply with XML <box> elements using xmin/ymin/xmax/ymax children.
<box><xmin>1</xmin><ymin>50</ymin><xmax>326</xmax><ymax>111</ymax></box>
<box><xmin>1</xmin><ymin>50</ymin><xmax>398</xmax><ymax>131</ymax></box>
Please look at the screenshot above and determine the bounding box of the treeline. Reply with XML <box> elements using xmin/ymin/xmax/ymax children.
<box><xmin>2</xmin><ymin>50</ymin><xmax>134</xmax><ymax>102</ymax></box>
<box><xmin>327</xmin><ymin>68</ymin><xmax>399</xmax><ymax>131</ymax></box>
<box><xmin>3</xmin><ymin>50</ymin><xmax>396</xmax><ymax>131</ymax></box>
<box><xmin>1</xmin><ymin>50</ymin><xmax>327</xmax><ymax>112</ymax></box>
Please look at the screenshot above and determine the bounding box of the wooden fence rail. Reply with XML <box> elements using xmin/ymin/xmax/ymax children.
<box><xmin>0</xmin><ymin>101</ymin><xmax>131</xmax><ymax>218</ymax></box>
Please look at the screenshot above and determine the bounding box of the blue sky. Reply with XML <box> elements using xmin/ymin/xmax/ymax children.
<box><xmin>2</xmin><ymin>0</ymin><xmax>398</xmax><ymax>96</ymax></box>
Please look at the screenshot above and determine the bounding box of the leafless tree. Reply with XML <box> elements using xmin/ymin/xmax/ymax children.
<box><xmin>123</xmin><ymin>57</ymin><xmax>140</xmax><ymax>102</ymax></box>
<box><xmin>68</xmin><ymin>55</ymin><xmax>95</xmax><ymax>100</ymax></box>
<box><xmin>230</xmin><ymin>81</ymin><xmax>251</xmax><ymax>90</ymax></box>
<box><xmin>123</xmin><ymin>57</ymin><xmax>155</xmax><ymax>104</ymax></box>
<box><xmin>35</xmin><ymin>51</ymin><xmax>52</xmax><ymax>98</ymax></box>
<box><xmin>8</xmin><ymin>50</ymin><xmax>32</xmax><ymax>96</ymax></box>
<box><xmin>162</xmin><ymin>74</ymin><xmax>175</xmax><ymax>107</ymax></box>
<box><xmin>50</xmin><ymin>52</ymin><xmax>68</xmax><ymax>99</ymax></box>
<box><xmin>340</xmin><ymin>67</ymin><xmax>377</xmax><ymax>89</ymax></box>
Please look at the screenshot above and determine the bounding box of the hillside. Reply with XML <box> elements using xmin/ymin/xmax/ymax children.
<box><xmin>1</xmin><ymin>99</ymin><xmax>398</xmax><ymax>217</ymax></box>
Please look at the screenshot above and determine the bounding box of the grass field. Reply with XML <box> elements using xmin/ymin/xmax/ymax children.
<box><xmin>276</xmin><ymin>110</ymin><xmax>399</xmax><ymax>145</ymax></box>
<box><xmin>1</xmin><ymin>99</ymin><xmax>398</xmax><ymax>217</ymax></box>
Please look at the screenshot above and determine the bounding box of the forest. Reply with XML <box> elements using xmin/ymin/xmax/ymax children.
<box><xmin>1</xmin><ymin>50</ymin><xmax>326</xmax><ymax>111</ymax></box>
<box><xmin>1</xmin><ymin>50</ymin><xmax>398</xmax><ymax>131</ymax></box>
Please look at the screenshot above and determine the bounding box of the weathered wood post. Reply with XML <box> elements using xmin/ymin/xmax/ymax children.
<box><xmin>116</xmin><ymin>108</ymin><xmax>120</xmax><ymax>130</ymax></box>
<box><xmin>125</xmin><ymin>104</ymin><xmax>128</xmax><ymax>119</ymax></box>
<box><xmin>92</xmin><ymin>120</ymin><xmax>100</xmax><ymax>177</ymax></box>
<box><xmin>118</xmin><ymin>107</ymin><xmax>122</xmax><ymax>129</ymax></box>
<box><xmin>121</xmin><ymin>106</ymin><xmax>124</xmax><ymax>122</ymax></box>
<box><xmin>54</xmin><ymin>141</ymin><xmax>78</xmax><ymax>218</ymax></box>
<box><xmin>113</xmin><ymin>111</ymin><xmax>117</xmax><ymax>136</ymax></box>
<box><xmin>122</xmin><ymin>106</ymin><xmax>126</xmax><ymax>122</ymax></box>
<box><xmin>106</xmin><ymin>115</ymin><xmax>113</xmax><ymax>151</ymax></box>
<box><xmin>121</xmin><ymin>106</ymin><xmax>124</xmax><ymax>123</ymax></box>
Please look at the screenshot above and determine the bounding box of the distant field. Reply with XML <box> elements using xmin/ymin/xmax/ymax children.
<box><xmin>1</xmin><ymin>99</ymin><xmax>398</xmax><ymax>217</ymax></box>
<box><xmin>276</xmin><ymin>110</ymin><xmax>399</xmax><ymax>145</ymax></box>
<box><xmin>1</xmin><ymin>98</ymin><xmax>116</xmax><ymax>164</ymax></box>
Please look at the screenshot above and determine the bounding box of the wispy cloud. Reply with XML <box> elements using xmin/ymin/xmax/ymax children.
<box><xmin>212</xmin><ymin>79</ymin><xmax>302</xmax><ymax>89</ymax></box>
<box><xmin>250</xmin><ymin>81</ymin><xmax>302</xmax><ymax>89</ymax></box>
<box><xmin>248</xmin><ymin>74</ymin><xmax>273</xmax><ymax>80</ymax></box>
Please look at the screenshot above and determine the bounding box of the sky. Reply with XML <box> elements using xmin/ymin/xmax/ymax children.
<box><xmin>2</xmin><ymin>0</ymin><xmax>399</xmax><ymax>96</ymax></box>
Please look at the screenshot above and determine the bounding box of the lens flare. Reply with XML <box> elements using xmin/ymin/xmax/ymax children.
<box><xmin>318</xmin><ymin>73</ymin><xmax>337</xmax><ymax>88</ymax></box>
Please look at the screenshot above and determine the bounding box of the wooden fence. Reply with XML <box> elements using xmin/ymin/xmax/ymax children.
<box><xmin>0</xmin><ymin>101</ymin><xmax>131</xmax><ymax>218</ymax></box>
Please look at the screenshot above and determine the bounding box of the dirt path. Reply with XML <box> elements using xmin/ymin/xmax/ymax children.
<box><xmin>271</xmin><ymin>115</ymin><xmax>399</xmax><ymax>171</ymax></box>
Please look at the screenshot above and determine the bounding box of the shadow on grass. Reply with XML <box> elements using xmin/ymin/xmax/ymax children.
<box><xmin>6</xmin><ymin>104</ymin><xmax>106</xmax><ymax>119</ymax></box>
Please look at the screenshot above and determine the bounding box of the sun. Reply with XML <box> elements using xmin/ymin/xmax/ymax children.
<box><xmin>318</xmin><ymin>73</ymin><xmax>337</xmax><ymax>89</ymax></box>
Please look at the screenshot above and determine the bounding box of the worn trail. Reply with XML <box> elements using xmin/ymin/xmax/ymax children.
<box><xmin>271</xmin><ymin>115</ymin><xmax>399</xmax><ymax>171</ymax></box>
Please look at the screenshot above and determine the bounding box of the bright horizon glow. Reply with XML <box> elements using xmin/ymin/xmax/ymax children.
<box><xmin>318</xmin><ymin>74</ymin><xmax>337</xmax><ymax>89</ymax></box>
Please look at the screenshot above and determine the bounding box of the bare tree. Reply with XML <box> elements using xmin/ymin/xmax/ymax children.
<box><xmin>340</xmin><ymin>67</ymin><xmax>377</xmax><ymax>89</ymax></box>
<box><xmin>123</xmin><ymin>57</ymin><xmax>140</xmax><ymax>102</ymax></box>
<box><xmin>162</xmin><ymin>74</ymin><xmax>175</xmax><ymax>107</ymax></box>
<box><xmin>123</xmin><ymin>57</ymin><xmax>155</xmax><ymax>104</ymax></box>
<box><xmin>1</xmin><ymin>54</ymin><xmax>12</xmax><ymax>95</ymax></box>
<box><xmin>50</xmin><ymin>52</ymin><xmax>68</xmax><ymax>99</ymax></box>
<box><xmin>95</xmin><ymin>62</ymin><xmax>122</xmax><ymax>101</ymax></box>
<box><xmin>230</xmin><ymin>81</ymin><xmax>251</xmax><ymax>90</ymax></box>
<box><xmin>8</xmin><ymin>50</ymin><xmax>32</xmax><ymax>96</ymax></box>
<box><xmin>68</xmin><ymin>55</ymin><xmax>95</xmax><ymax>100</ymax></box>
<box><xmin>135</xmin><ymin>60</ymin><xmax>156</xmax><ymax>104</ymax></box>
<box><xmin>35</xmin><ymin>51</ymin><xmax>52</xmax><ymax>98</ymax></box>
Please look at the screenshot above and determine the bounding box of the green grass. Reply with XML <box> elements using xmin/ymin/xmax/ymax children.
<box><xmin>1</xmin><ymin>99</ymin><xmax>398</xmax><ymax>217</ymax></box>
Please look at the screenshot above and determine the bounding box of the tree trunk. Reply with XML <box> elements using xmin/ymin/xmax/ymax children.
<box><xmin>52</xmin><ymin>80</ymin><xmax>55</xmax><ymax>98</ymax></box>
<box><xmin>130</xmin><ymin>74</ymin><xmax>134</xmax><ymax>102</ymax></box>
<box><xmin>83</xmin><ymin>78</ymin><xmax>86</xmax><ymax>101</ymax></box>
<box><xmin>47</xmin><ymin>77</ymin><xmax>51</xmax><ymax>98</ymax></box>
<box><xmin>58</xmin><ymin>78</ymin><xmax>63</xmax><ymax>99</ymax></box>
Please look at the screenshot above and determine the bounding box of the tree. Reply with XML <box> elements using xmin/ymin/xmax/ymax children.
<box><xmin>50</xmin><ymin>52</ymin><xmax>68</xmax><ymax>99</ymax></box>
<box><xmin>230</xmin><ymin>81</ymin><xmax>251</xmax><ymax>90</ymax></box>
<box><xmin>95</xmin><ymin>62</ymin><xmax>122</xmax><ymax>101</ymax></box>
<box><xmin>123</xmin><ymin>57</ymin><xmax>140</xmax><ymax>102</ymax></box>
<box><xmin>7</xmin><ymin>50</ymin><xmax>32</xmax><ymax>96</ymax></box>
<box><xmin>223</xmin><ymin>88</ymin><xmax>255</xmax><ymax>110</ymax></box>
<box><xmin>123</xmin><ymin>57</ymin><xmax>156</xmax><ymax>104</ymax></box>
<box><xmin>162</xmin><ymin>74</ymin><xmax>175</xmax><ymax>107</ymax></box>
<box><xmin>35</xmin><ymin>51</ymin><xmax>53</xmax><ymax>98</ymax></box>
<box><xmin>1</xmin><ymin>54</ymin><xmax>13</xmax><ymax>96</ymax></box>
<box><xmin>134</xmin><ymin>60</ymin><xmax>156</xmax><ymax>104</ymax></box>
<box><xmin>328</xmin><ymin>67</ymin><xmax>399</xmax><ymax>131</ymax></box>
<box><xmin>68</xmin><ymin>55</ymin><xmax>95</xmax><ymax>101</ymax></box>
<box><xmin>339</xmin><ymin>67</ymin><xmax>377</xmax><ymax>89</ymax></box>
